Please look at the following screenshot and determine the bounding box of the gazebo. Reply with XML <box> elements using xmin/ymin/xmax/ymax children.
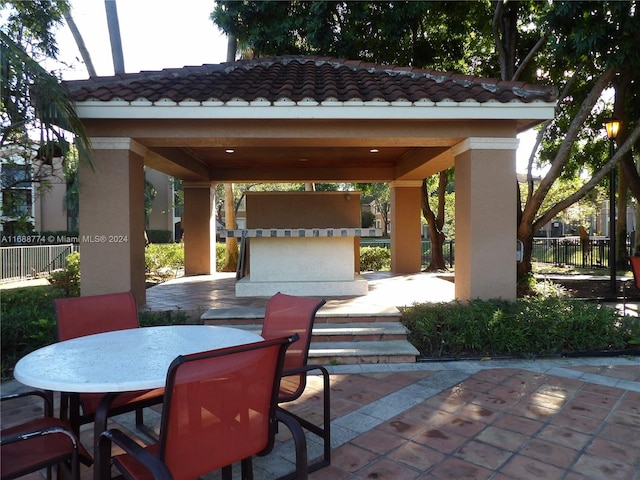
<box><xmin>63</xmin><ymin>56</ymin><xmax>557</xmax><ymax>304</ymax></box>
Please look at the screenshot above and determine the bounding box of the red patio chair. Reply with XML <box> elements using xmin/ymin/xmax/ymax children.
<box><xmin>629</xmin><ymin>257</ymin><xmax>640</xmax><ymax>290</ymax></box>
<box><xmin>261</xmin><ymin>292</ymin><xmax>329</xmax><ymax>479</ymax></box>
<box><xmin>622</xmin><ymin>256</ymin><xmax>640</xmax><ymax>314</ymax></box>
<box><xmin>1</xmin><ymin>390</ymin><xmax>92</xmax><ymax>480</ymax></box>
<box><xmin>96</xmin><ymin>335</ymin><xmax>308</xmax><ymax>480</ymax></box>
<box><xmin>53</xmin><ymin>292</ymin><xmax>164</xmax><ymax>439</ymax></box>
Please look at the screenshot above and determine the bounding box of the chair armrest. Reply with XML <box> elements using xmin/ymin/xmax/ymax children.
<box><xmin>1</xmin><ymin>390</ymin><xmax>54</xmax><ymax>416</ymax></box>
<box><xmin>1</xmin><ymin>424</ymin><xmax>76</xmax><ymax>447</ymax></box>
<box><xmin>97</xmin><ymin>429</ymin><xmax>173</xmax><ymax>480</ymax></box>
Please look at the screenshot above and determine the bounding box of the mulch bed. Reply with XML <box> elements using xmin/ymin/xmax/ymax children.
<box><xmin>555</xmin><ymin>278</ymin><xmax>640</xmax><ymax>301</ymax></box>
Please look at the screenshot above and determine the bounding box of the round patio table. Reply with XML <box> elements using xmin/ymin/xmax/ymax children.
<box><xmin>13</xmin><ymin>325</ymin><xmax>263</xmax><ymax>393</ymax></box>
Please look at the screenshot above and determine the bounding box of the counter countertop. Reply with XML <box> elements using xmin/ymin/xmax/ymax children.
<box><xmin>220</xmin><ymin>228</ymin><xmax>383</xmax><ymax>238</ymax></box>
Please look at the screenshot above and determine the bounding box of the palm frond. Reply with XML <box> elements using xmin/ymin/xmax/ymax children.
<box><xmin>0</xmin><ymin>31</ymin><xmax>93</xmax><ymax>169</ymax></box>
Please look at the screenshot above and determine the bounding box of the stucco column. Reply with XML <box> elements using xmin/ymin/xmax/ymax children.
<box><xmin>453</xmin><ymin>137</ymin><xmax>519</xmax><ymax>301</ymax></box>
<box><xmin>182</xmin><ymin>181</ymin><xmax>216</xmax><ymax>275</ymax></box>
<box><xmin>79</xmin><ymin>138</ymin><xmax>147</xmax><ymax>304</ymax></box>
<box><xmin>390</xmin><ymin>181</ymin><xmax>423</xmax><ymax>273</ymax></box>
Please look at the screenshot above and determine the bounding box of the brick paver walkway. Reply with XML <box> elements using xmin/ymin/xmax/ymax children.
<box><xmin>3</xmin><ymin>358</ymin><xmax>638</xmax><ymax>480</ymax></box>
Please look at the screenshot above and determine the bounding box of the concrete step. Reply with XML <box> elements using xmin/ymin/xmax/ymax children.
<box><xmin>309</xmin><ymin>340</ymin><xmax>419</xmax><ymax>365</ymax></box>
<box><xmin>200</xmin><ymin>304</ymin><xmax>417</xmax><ymax>364</ymax></box>
<box><xmin>201</xmin><ymin>305</ymin><xmax>402</xmax><ymax>325</ymax></box>
<box><xmin>208</xmin><ymin>320</ymin><xmax>418</xmax><ymax>364</ymax></box>
<box><xmin>229</xmin><ymin>322</ymin><xmax>410</xmax><ymax>342</ymax></box>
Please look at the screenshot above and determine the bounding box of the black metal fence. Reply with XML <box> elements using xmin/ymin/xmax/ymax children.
<box><xmin>361</xmin><ymin>237</ymin><xmax>629</xmax><ymax>270</ymax></box>
<box><xmin>531</xmin><ymin>237</ymin><xmax>632</xmax><ymax>270</ymax></box>
<box><xmin>360</xmin><ymin>239</ymin><xmax>455</xmax><ymax>268</ymax></box>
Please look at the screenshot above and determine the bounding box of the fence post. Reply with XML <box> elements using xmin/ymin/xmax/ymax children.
<box><xmin>20</xmin><ymin>246</ymin><xmax>24</xmax><ymax>279</ymax></box>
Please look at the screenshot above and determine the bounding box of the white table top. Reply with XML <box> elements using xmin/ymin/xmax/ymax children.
<box><xmin>13</xmin><ymin>325</ymin><xmax>263</xmax><ymax>393</ymax></box>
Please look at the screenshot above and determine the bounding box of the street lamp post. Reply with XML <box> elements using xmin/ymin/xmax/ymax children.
<box><xmin>605</xmin><ymin>119</ymin><xmax>620</xmax><ymax>297</ymax></box>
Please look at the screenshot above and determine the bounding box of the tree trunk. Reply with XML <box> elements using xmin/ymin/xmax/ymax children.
<box><xmin>613</xmin><ymin>70</ymin><xmax>633</xmax><ymax>268</ymax></box>
<box><xmin>421</xmin><ymin>176</ymin><xmax>447</xmax><ymax>271</ymax></box>
<box><xmin>378</xmin><ymin>199</ymin><xmax>390</xmax><ymax>237</ymax></box>
<box><xmin>517</xmin><ymin>223</ymin><xmax>535</xmax><ymax>281</ymax></box>
<box><xmin>515</xmin><ymin>69</ymin><xmax>616</xmax><ymax>283</ymax></box>
<box><xmin>617</xmin><ymin>169</ymin><xmax>628</xmax><ymax>267</ymax></box>
<box><xmin>635</xmin><ymin>156</ymin><xmax>640</xmax><ymax>256</ymax></box>
<box><xmin>63</xmin><ymin>11</ymin><xmax>97</xmax><ymax>77</ymax></box>
<box><xmin>492</xmin><ymin>0</ymin><xmax>517</xmax><ymax>81</ymax></box>
<box><xmin>104</xmin><ymin>0</ymin><xmax>125</xmax><ymax>74</ymax></box>
<box><xmin>222</xmin><ymin>183</ymin><xmax>238</xmax><ymax>272</ymax></box>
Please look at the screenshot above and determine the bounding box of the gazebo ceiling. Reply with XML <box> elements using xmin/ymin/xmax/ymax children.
<box><xmin>64</xmin><ymin>56</ymin><xmax>557</xmax><ymax>183</ymax></box>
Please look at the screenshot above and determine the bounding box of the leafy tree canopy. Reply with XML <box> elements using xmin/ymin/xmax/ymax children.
<box><xmin>1</xmin><ymin>0</ymin><xmax>91</xmax><ymax>165</ymax></box>
<box><xmin>212</xmin><ymin>1</ymin><xmax>640</xmax><ymax>279</ymax></box>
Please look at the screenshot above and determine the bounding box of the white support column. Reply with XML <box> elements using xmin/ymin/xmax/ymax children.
<box><xmin>182</xmin><ymin>181</ymin><xmax>216</xmax><ymax>275</ymax></box>
<box><xmin>389</xmin><ymin>180</ymin><xmax>423</xmax><ymax>273</ymax></box>
<box><xmin>452</xmin><ymin>137</ymin><xmax>519</xmax><ymax>301</ymax></box>
<box><xmin>79</xmin><ymin>138</ymin><xmax>147</xmax><ymax>304</ymax></box>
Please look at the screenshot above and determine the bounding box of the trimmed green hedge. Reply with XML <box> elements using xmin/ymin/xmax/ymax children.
<box><xmin>146</xmin><ymin>230</ymin><xmax>173</xmax><ymax>243</ymax></box>
<box><xmin>402</xmin><ymin>298</ymin><xmax>640</xmax><ymax>358</ymax></box>
<box><xmin>360</xmin><ymin>246</ymin><xmax>391</xmax><ymax>271</ymax></box>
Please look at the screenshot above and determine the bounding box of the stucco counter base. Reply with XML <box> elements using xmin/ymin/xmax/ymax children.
<box><xmin>236</xmin><ymin>273</ymin><xmax>369</xmax><ymax>297</ymax></box>
<box><xmin>223</xmin><ymin>227</ymin><xmax>382</xmax><ymax>298</ymax></box>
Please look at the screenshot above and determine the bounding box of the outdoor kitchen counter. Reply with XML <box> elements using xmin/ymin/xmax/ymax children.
<box><xmin>220</xmin><ymin>228</ymin><xmax>382</xmax><ymax>296</ymax></box>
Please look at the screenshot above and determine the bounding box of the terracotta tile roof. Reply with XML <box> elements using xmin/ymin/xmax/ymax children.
<box><xmin>63</xmin><ymin>56</ymin><xmax>557</xmax><ymax>105</ymax></box>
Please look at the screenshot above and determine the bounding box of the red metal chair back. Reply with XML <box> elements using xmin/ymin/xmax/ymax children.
<box><xmin>261</xmin><ymin>293</ymin><xmax>326</xmax><ymax>401</ymax></box>
<box><xmin>53</xmin><ymin>292</ymin><xmax>163</xmax><ymax>437</ymax></box>
<box><xmin>1</xmin><ymin>391</ymin><xmax>92</xmax><ymax>480</ymax></box>
<box><xmin>54</xmin><ymin>292</ymin><xmax>139</xmax><ymax>341</ymax></box>
<box><xmin>153</xmin><ymin>336</ymin><xmax>294</xmax><ymax>479</ymax></box>
<box><xmin>630</xmin><ymin>257</ymin><xmax>640</xmax><ymax>290</ymax></box>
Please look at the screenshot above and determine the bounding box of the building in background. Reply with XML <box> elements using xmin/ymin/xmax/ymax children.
<box><xmin>1</xmin><ymin>148</ymin><xmax>177</xmax><ymax>243</ymax></box>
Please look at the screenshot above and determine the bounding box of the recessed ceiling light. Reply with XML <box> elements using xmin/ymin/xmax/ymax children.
<box><xmin>225</xmin><ymin>149</ymin><xmax>235</xmax><ymax>154</ymax></box>
<box><xmin>369</xmin><ymin>148</ymin><xmax>379</xmax><ymax>153</ymax></box>
<box><xmin>299</xmin><ymin>158</ymin><xmax>308</xmax><ymax>162</ymax></box>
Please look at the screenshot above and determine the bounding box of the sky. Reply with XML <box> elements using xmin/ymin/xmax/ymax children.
<box><xmin>52</xmin><ymin>0</ymin><xmax>228</xmax><ymax>80</ymax></box>
<box><xmin>49</xmin><ymin>0</ymin><xmax>537</xmax><ymax>169</ymax></box>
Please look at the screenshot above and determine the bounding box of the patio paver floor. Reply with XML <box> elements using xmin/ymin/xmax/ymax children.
<box><xmin>2</xmin><ymin>359</ymin><xmax>639</xmax><ymax>480</ymax></box>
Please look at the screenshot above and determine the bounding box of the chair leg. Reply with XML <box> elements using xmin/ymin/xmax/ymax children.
<box><xmin>321</xmin><ymin>367</ymin><xmax>331</xmax><ymax>466</ymax></box>
<box><xmin>68</xmin><ymin>394</ymin><xmax>82</xmax><ymax>437</ymax></box>
<box><xmin>275</xmin><ymin>410</ymin><xmax>308</xmax><ymax>480</ymax></box>
<box><xmin>135</xmin><ymin>407</ymin><xmax>144</xmax><ymax>427</ymax></box>
<box><xmin>289</xmin><ymin>368</ymin><xmax>331</xmax><ymax>473</ymax></box>
<box><xmin>241</xmin><ymin>458</ymin><xmax>253</xmax><ymax>480</ymax></box>
<box><xmin>276</xmin><ymin>366</ymin><xmax>332</xmax><ymax>479</ymax></box>
<box><xmin>221</xmin><ymin>465</ymin><xmax>233</xmax><ymax>480</ymax></box>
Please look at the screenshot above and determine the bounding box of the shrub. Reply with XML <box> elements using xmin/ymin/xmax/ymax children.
<box><xmin>216</xmin><ymin>242</ymin><xmax>242</xmax><ymax>272</ymax></box>
<box><xmin>145</xmin><ymin>243</ymin><xmax>184</xmax><ymax>281</ymax></box>
<box><xmin>360</xmin><ymin>246</ymin><xmax>391</xmax><ymax>271</ymax></box>
<box><xmin>146</xmin><ymin>230</ymin><xmax>173</xmax><ymax>243</ymax></box>
<box><xmin>216</xmin><ymin>242</ymin><xmax>227</xmax><ymax>271</ymax></box>
<box><xmin>0</xmin><ymin>286</ymin><xmax>60</xmax><ymax>379</ymax></box>
<box><xmin>402</xmin><ymin>298</ymin><xmax>640</xmax><ymax>358</ymax></box>
<box><xmin>361</xmin><ymin>211</ymin><xmax>375</xmax><ymax>228</ymax></box>
<box><xmin>517</xmin><ymin>273</ymin><xmax>568</xmax><ymax>298</ymax></box>
<box><xmin>48</xmin><ymin>251</ymin><xmax>80</xmax><ymax>296</ymax></box>
<box><xmin>139</xmin><ymin>310</ymin><xmax>190</xmax><ymax>326</ymax></box>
